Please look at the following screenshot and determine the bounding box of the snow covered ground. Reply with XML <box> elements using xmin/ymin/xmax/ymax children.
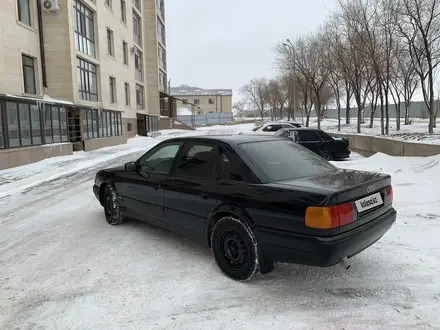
<box><xmin>1</xmin><ymin>124</ymin><xmax>439</xmax><ymax>329</ymax></box>
<box><xmin>308</xmin><ymin>117</ymin><xmax>440</xmax><ymax>145</ymax></box>
<box><xmin>244</xmin><ymin>116</ymin><xmax>440</xmax><ymax>144</ymax></box>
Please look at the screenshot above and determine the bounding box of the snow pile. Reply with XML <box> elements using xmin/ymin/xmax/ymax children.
<box><xmin>177</xmin><ymin>107</ymin><xmax>193</xmax><ymax>115</ymax></box>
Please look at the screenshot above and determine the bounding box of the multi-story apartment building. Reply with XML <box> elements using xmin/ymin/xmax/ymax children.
<box><xmin>0</xmin><ymin>0</ymin><xmax>169</xmax><ymax>170</ymax></box>
<box><xmin>170</xmin><ymin>85</ymin><xmax>233</xmax><ymax>115</ymax></box>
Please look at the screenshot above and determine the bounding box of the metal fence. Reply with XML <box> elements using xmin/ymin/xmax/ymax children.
<box><xmin>323</xmin><ymin>100</ymin><xmax>437</xmax><ymax>119</ymax></box>
<box><xmin>177</xmin><ymin>112</ymin><xmax>233</xmax><ymax>126</ymax></box>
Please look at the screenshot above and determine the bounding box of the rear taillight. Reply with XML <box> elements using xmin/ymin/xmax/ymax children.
<box><xmin>347</xmin><ymin>145</ymin><xmax>350</xmax><ymax>150</ymax></box>
<box><xmin>305</xmin><ymin>202</ymin><xmax>354</xmax><ymax>229</ymax></box>
<box><xmin>385</xmin><ymin>186</ymin><xmax>393</xmax><ymax>205</ymax></box>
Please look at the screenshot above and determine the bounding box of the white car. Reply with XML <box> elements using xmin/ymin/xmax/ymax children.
<box><xmin>252</xmin><ymin>121</ymin><xmax>303</xmax><ymax>133</ymax></box>
<box><xmin>238</xmin><ymin>121</ymin><xmax>303</xmax><ymax>135</ymax></box>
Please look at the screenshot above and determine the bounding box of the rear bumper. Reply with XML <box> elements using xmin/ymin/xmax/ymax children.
<box><xmin>335</xmin><ymin>150</ymin><xmax>351</xmax><ymax>159</ymax></box>
<box><xmin>258</xmin><ymin>208</ymin><xmax>396</xmax><ymax>267</ymax></box>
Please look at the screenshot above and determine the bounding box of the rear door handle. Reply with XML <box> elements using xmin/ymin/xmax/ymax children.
<box><xmin>201</xmin><ymin>193</ymin><xmax>209</xmax><ymax>200</ymax></box>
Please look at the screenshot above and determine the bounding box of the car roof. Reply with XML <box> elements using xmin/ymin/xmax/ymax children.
<box><xmin>264</xmin><ymin>121</ymin><xmax>300</xmax><ymax>125</ymax></box>
<box><xmin>164</xmin><ymin>134</ymin><xmax>286</xmax><ymax>145</ymax></box>
<box><xmin>279</xmin><ymin>127</ymin><xmax>320</xmax><ymax>131</ymax></box>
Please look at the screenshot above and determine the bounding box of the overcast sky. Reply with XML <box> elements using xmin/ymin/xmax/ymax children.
<box><xmin>165</xmin><ymin>0</ymin><xmax>338</xmax><ymax>100</ymax></box>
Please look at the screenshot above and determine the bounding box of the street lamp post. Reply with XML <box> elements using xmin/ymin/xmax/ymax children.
<box><xmin>283</xmin><ymin>39</ymin><xmax>297</xmax><ymax>121</ymax></box>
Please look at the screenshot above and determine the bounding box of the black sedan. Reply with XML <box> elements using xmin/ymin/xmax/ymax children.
<box><xmin>93</xmin><ymin>135</ymin><xmax>396</xmax><ymax>281</ymax></box>
<box><xmin>276</xmin><ymin>127</ymin><xmax>351</xmax><ymax>160</ymax></box>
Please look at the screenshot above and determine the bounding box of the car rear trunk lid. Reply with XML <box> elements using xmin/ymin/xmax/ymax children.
<box><xmin>277</xmin><ymin>169</ymin><xmax>393</xmax><ymax>233</ymax></box>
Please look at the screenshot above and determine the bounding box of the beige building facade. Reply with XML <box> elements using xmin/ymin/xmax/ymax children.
<box><xmin>0</xmin><ymin>0</ymin><xmax>169</xmax><ymax>170</ymax></box>
<box><xmin>170</xmin><ymin>86</ymin><xmax>233</xmax><ymax>115</ymax></box>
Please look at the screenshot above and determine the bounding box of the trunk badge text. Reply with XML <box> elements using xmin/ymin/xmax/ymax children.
<box><xmin>366</xmin><ymin>185</ymin><xmax>376</xmax><ymax>193</ymax></box>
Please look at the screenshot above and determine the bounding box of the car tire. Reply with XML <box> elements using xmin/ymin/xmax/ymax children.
<box><xmin>320</xmin><ymin>151</ymin><xmax>332</xmax><ymax>161</ymax></box>
<box><xmin>211</xmin><ymin>216</ymin><xmax>259</xmax><ymax>281</ymax></box>
<box><xmin>103</xmin><ymin>185</ymin><xmax>125</xmax><ymax>225</ymax></box>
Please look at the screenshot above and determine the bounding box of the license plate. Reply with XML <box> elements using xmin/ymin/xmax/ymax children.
<box><xmin>355</xmin><ymin>192</ymin><xmax>384</xmax><ymax>213</ymax></box>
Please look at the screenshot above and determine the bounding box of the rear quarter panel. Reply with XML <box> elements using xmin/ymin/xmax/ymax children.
<box><xmin>216</xmin><ymin>182</ymin><xmax>332</xmax><ymax>236</ymax></box>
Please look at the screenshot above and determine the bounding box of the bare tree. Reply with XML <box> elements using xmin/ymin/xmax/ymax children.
<box><xmin>239</xmin><ymin>78</ymin><xmax>270</xmax><ymax>120</ymax></box>
<box><xmin>323</xmin><ymin>19</ymin><xmax>347</xmax><ymax>131</ymax></box>
<box><xmin>395</xmin><ymin>0</ymin><xmax>440</xmax><ymax>133</ymax></box>
<box><xmin>276</xmin><ymin>75</ymin><xmax>290</xmax><ymax>119</ymax></box>
<box><xmin>232</xmin><ymin>100</ymin><xmax>249</xmax><ymax>118</ymax></box>
<box><xmin>296</xmin><ymin>75</ymin><xmax>315</xmax><ymax>126</ymax></box>
<box><xmin>281</xmin><ymin>72</ymin><xmax>298</xmax><ymax>120</ymax></box>
<box><xmin>338</xmin><ymin>0</ymin><xmax>376</xmax><ymax>133</ymax></box>
<box><xmin>267</xmin><ymin>78</ymin><xmax>287</xmax><ymax>120</ymax></box>
<box><xmin>367</xmin><ymin>79</ymin><xmax>380</xmax><ymax>128</ymax></box>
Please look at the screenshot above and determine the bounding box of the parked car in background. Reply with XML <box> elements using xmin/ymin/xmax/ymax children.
<box><xmin>275</xmin><ymin>127</ymin><xmax>351</xmax><ymax>161</ymax></box>
<box><xmin>93</xmin><ymin>135</ymin><xmax>395</xmax><ymax>281</ymax></box>
<box><xmin>252</xmin><ymin>121</ymin><xmax>303</xmax><ymax>133</ymax></box>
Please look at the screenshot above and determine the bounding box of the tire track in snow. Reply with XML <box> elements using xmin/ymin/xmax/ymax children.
<box><xmin>0</xmin><ymin>150</ymin><xmax>144</xmax><ymax>222</ymax></box>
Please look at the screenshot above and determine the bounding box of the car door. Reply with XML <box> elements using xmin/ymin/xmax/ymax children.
<box><xmin>162</xmin><ymin>141</ymin><xmax>219</xmax><ymax>238</ymax></box>
<box><xmin>316</xmin><ymin>130</ymin><xmax>335</xmax><ymax>150</ymax></box>
<box><xmin>297</xmin><ymin>130</ymin><xmax>322</xmax><ymax>154</ymax></box>
<box><xmin>121</xmin><ymin>141</ymin><xmax>183</xmax><ymax>227</ymax></box>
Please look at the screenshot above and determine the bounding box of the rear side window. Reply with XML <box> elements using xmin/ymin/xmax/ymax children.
<box><xmin>174</xmin><ymin>142</ymin><xmax>217</xmax><ymax>178</ymax></box>
<box><xmin>316</xmin><ymin>130</ymin><xmax>333</xmax><ymax>141</ymax></box>
<box><xmin>239</xmin><ymin>140</ymin><xmax>337</xmax><ymax>181</ymax></box>
<box><xmin>219</xmin><ymin>148</ymin><xmax>243</xmax><ymax>181</ymax></box>
<box><xmin>262</xmin><ymin>124</ymin><xmax>281</xmax><ymax>132</ymax></box>
<box><xmin>299</xmin><ymin>131</ymin><xmax>320</xmax><ymax>142</ymax></box>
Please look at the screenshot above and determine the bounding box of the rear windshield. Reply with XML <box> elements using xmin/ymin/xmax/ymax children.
<box><xmin>239</xmin><ymin>139</ymin><xmax>337</xmax><ymax>181</ymax></box>
<box><xmin>252</xmin><ymin>125</ymin><xmax>263</xmax><ymax>132</ymax></box>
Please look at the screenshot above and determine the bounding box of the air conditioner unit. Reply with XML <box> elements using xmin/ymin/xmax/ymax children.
<box><xmin>42</xmin><ymin>0</ymin><xmax>60</xmax><ymax>13</ymax></box>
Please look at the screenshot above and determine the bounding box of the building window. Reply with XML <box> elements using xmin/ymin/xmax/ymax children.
<box><xmin>0</xmin><ymin>109</ymin><xmax>4</xmax><ymax>149</ymax></box>
<box><xmin>22</xmin><ymin>55</ymin><xmax>36</xmax><ymax>95</ymax></box>
<box><xmin>4</xmin><ymin>101</ymin><xmax>67</xmax><ymax>148</ymax></box>
<box><xmin>134</xmin><ymin>48</ymin><xmax>143</xmax><ymax>82</ymax></box>
<box><xmin>148</xmin><ymin>116</ymin><xmax>159</xmax><ymax>132</ymax></box>
<box><xmin>110</xmin><ymin>77</ymin><xmax>117</xmax><ymax>104</ymax></box>
<box><xmin>194</xmin><ymin>99</ymin><xmax>200</xmax><ymax>105</ymax></box>
<box><xmin>158</xmin><ymin>44</ymin><xmax>166</xmax><ymax>70</ymax></box>
<box><xmin>82</xmin><ymin>109</ymin><xmax>97</xmax><ymax>139</ymax></box>
<box><xmin>159</xmin><ymin>70</ymin><xmax>166</xmax><ymax>93</ymax></box>
<box><xmin>121</xmin><ymin>0</ymin><xmax>126</xmax><ymax>23</ymax></box>
<box><xmin>127</xmin><ymin>122</ymin><xmax>133</xmax><ymax>132</ymax></box>
<box><xmin>107</xmin><ymin>28</ymin><xmax>114</xmax><ymax>56</ymax></box>
<box><xmin>182</xmin><ymin>99</ymin><xmax>188</xmax><ymax>105</ymax></box>
<box><xmin>105</xmin><ymin>0</ymin><xmax>112</xmax><ymax>8</ymax></box>
<box><xmin>133</xmin><ymin>12</ymin><xmax>142</xmax><ymax>46</ymax></box>
<box><xmin>77</xmin><ymin>57</ymin><xmax>98</xmax><ymax>102</ymax></box>
<box><xmin>73</xmin><ymin>0</ymin><xmax>95</xmax><ymax>58</ymax></box>
<box><xmin>125</xmin><ymin>82</ymin><xmax>130</xmax><ymax>106</ymax></box>
<box><xmin>122</xmin><ymin>41</ymin><xmax>129</xmax><ymax>65</ymax></box>
<box><xmin>157</xmin><ymin>20</ymin><xmax>165</xmax><ymax>45</ymax></box>
<box><xmin>136</xmin><ymin>84</ymin><xmax>144</xmax><ymax>110</ymax></box>
<box><xmin>156</xmin><ymin>0</ymin><xmax>164</xmax><ymax>20</ymax></box>
<box><xmin>133</xmin><ymin>0</ymin><xmax>141</xmax><ymax>11</ymax></box>
<box><xmin>73</xmin><ymin>1</ymin><xmax>95</xmax><ymax>57</ymax></box>
<box><xmin>82</xmin><ymin>109</ymin><xmax>122</xmax><ymax>140</ymax></box>
<box><xmin>18</xmin><ymin>0</ymin><xmax>31</xmax><ymax>26</ymax></box>
<box><xmin>209</xmin><ymin>99</ymin><xmax>215</xmax><ymax>104</ymax></box>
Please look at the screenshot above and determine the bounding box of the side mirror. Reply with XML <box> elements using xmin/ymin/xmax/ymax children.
<box><xmin>125</xmin><ymin>162</ymin><xmax>137</xmax><ymax>171</ymax></box>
